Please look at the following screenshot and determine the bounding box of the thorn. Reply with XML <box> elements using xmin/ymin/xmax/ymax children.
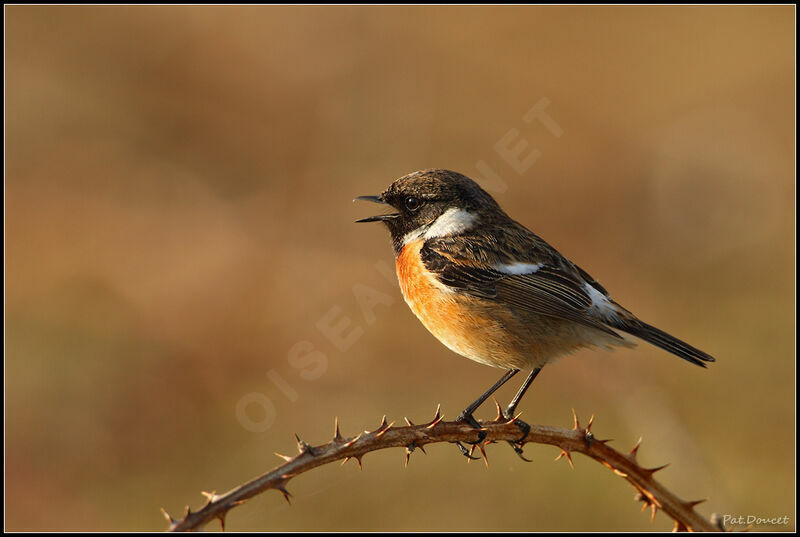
<box><xmin>506</xmin><ymin>411</ymin><xmax>523</xmax><ymax>426</ymax></box>
<box><xmin>426</xmin><ymin>404</ymin><xmax>443</xmax><ymax>428</ymax></box>
<box><xmin>342</xmin><ymin>455</ymin><xmax>364</xmax><ymax>469</ymax></box>
<box><xmin>333</xmin><ymin>417</ymin><xmax>342</xmax><ymax>442</ymax></box>
<box><xmin>417</xmin><ymin>443</ymin><xmax>426</xmax><ymax>454</ymax></box>
<box><xmin>160</xmin><ymin>507</ymin><xmax>175</xmax><ymax>524</ymax></box>
<box><xmin>375</xmin><ymin>415</ymin><xmax>388</xmax><ymax>432</ymax></box>
<box><xmin>276</xmin><ymin>485</ymin><xmax>292</xmax><ymax>505</ymax></box>
<box><xmin>343</xmin><ymin>432</ymin><xmax>362</xmax><ymax>448</ymax></box>
<box><xmin>633</xmin><ymin>489</ymin><xmax>660</xmax><ymax>520</ymax></box>
<box><xmin>476</xmin><ymin>442</ymin><xmax>489</xmax><ymax>468</ymax></box>
<box><xmin>404</xmin><ymin>444</ymin><xmax>414</xmax><ymax>467</ymax></box>
<box><xmin>294</xmin><ymin>433</ymin><xmax>315</xmax><ymax>456</ymax></box>
<box><xmin>571</xmin><ymin>408</ymin><xmax>580</xmax><ymax>430</ymax></box>
<box><xmin>404</xmin><ymin>416</ymin><xmax>415</xmax><ymax>427</ymax></box>
<box><xmin>426</xmin><ymin>414</ymin><xmax>443</xmax><ymax>429</ymax></box>
<box><xmin>643</xmin><ymin>463</ymin><xmax>670</xmax><ymax>477</ymax></box>
<box><xmin>596</xmin><ymin>438</ymin><xmax>613</xmax><ymax>445</ymax></box>
<box><xmin>374</xmin><ymin>421</ymin><xmax>395</xmax><ymax>438</ymax></box>
<box><xmin>216</xmin><ymin>510</ymin><xmax>227</xmax><ymax>531</ymax></box>
<box><xmin>685</xmin><ymin>498</ymin><xmax>708</xmax><ymax>509</ymax></box>
<box><xmin>634</xmin><ymin>492</ymin><xmax>649</xmax><ymax>511</ymax></box>
<box><xmin>586</xmin><ymin>414</ymin><xmax>595</xmax><ymax>433</ymax></box>
<box><xmin>493</xmin><ymin>398</ymin><xmax>504</xmax><ymax>422</ymax></box>
<box><xmin>274</xmin><ymin>452</ymin><xmax>294</xmax><ymax>462</ymax></box>
<box><xmin>555</xmin><ymin>448</ymin><xmax>574</xmax><ymax>469</ymax></box>
<box><xmin>201</xmin><ymin>490</ymin><xmax>218</xmax><ymax>507</ymax></box>
<box><xmin>629</xmin><ymin>436</ymin><xmax>643</xmax><ymax>461</ymax></box>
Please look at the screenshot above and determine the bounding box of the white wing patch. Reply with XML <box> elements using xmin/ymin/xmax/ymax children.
<box><xmin>495</xmin><ymin>263</ymin><xmax>620</xmax><ymax>321</ymax></box>
<box><xmin>583</xmin><ymin>282</ymin><xmax>620</xmax><ymax>320</ymax></box>
<box><xmin>494</xmin><ymin>262</ymin><xmax>544</xmax><ymax>275</ymax></box>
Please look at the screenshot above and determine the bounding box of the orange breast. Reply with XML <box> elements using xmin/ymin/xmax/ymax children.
<box><xmin>394</xmin><ymin>240</ymin><xmax>603</xmax><ymax>369</ymax></box>
<box><xmin>395</xmin><ymin>240</ymin><xmax>522</xmax><ymax>368</ymax></box>
<box><xmin>396</xmin><ymin>240</ymin><xmax>441</xmax><ymax>321</ymax></box>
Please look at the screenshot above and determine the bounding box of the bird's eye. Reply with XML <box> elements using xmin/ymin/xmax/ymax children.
<box><xmin>405</xmin><ymin>196</ymin><xmax>421</xmax><ymax>211</ymax></box>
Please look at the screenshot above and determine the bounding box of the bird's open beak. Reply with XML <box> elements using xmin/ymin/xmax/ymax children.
<box><xmin>354</xmin><ymin>195</ymin><xmax>400</xmax><ymax>223</ymax></box>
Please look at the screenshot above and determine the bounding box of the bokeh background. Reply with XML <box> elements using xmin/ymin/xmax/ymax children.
<box><xmin>5</xmin><ymin>6</ymin><xmax>795</xmax><ymax>532</ymax></box>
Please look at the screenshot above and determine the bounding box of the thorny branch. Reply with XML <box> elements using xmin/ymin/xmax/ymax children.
<box><xmin>164</xmin><ymin>406</ymin><xmax>722</xmax><ymax>532</ymax></box>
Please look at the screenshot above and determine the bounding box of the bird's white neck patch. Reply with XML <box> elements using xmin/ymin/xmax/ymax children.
<box><xmin>424</xmin><ymin>208</ymin><xmax>476</xmax><ymax>239</ymax></box>
<box><xmin>402</xmin><ymin>207</ymin><xmax>477</xmax><ymax>245</ymax></box>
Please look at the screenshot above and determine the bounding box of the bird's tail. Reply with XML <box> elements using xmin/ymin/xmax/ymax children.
<box><xmin>610</xmin><ymin>319</ymin><xmax>716</xmax><ymax>368</ymax></box>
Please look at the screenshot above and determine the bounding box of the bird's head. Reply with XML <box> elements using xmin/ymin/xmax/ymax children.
<box><xmin>355</xmin><ymin>169</ymin><xmax>501</xmax><ymax>252</ymax></box>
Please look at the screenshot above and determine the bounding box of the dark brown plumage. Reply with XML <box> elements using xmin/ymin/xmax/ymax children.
<box><xmin>356</xmin><ymin>169</ymin><xmax>715</xmax><ymax>446</ymax></box>
<box><xmin>357</xmin><ymin>169</ymin><xmax>715</xmax><ymax>368</ymax></box>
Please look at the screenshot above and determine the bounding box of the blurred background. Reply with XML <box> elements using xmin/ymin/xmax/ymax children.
<box><xmin>5</xmin><ymin>5</ymin><xmax>795</xmax><ymax>532</ymax></box>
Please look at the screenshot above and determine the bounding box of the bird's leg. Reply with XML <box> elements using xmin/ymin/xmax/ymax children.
<box><xmin>457</xmin><ymin>368</ymin><xmax>520</xmax><ymax>423</ymax></box>
<box><xmin>503</xmin><ymin>367</ymin><xmax>542</xmax><ymax>420</ymax></box>
<box><xmin>502</xmin><ymin>367</ymin><xmax>542</xmax><ymax>461</ymax></box>
<box><xmin>453</xmin><ymin>369</ymin><xmax>519</xmax><ymax>458</ymax></box>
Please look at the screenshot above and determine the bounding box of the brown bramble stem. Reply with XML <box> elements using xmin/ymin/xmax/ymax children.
<box><xmin>163</xmin><ymin>408</ymin><xmax>721</xmax><ymax>532</ymax></box>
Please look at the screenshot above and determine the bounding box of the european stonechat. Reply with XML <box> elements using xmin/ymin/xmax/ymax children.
<box><xmin>356</xmin><ymin>169</ymin><xmax>715</xmax><ymax>455</ymax></box>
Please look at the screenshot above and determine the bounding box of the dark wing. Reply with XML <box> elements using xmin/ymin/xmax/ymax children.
<box><xmin>420</xmin><ymin>241</ymin><xmax>624</xmax><ymax>339</ymax></box>
<box><xmin>420</xmin><ymin>214</ymin><xmax>716</xmax><ymax>367</ymax></box>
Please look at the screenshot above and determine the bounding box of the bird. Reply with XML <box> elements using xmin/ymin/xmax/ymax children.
<box><xmin>355</xmin><ymin>169</ymin><xmax>715</xmax><ymax>457</ymax></box>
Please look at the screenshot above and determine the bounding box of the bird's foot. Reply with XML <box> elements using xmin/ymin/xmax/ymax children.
<box><xmin>502</xmin><ymin>408</ymin><xmax>532</xmax><ymax>462</ymax></box>
<box><xmin>453</xmin><ymin>411</ymin><xmax>487</xmax><ymax>460</ymax></box>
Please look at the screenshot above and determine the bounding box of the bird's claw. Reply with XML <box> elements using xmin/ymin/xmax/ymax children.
<box><xmin>506</xmin><ymin>440</ymin><xmax>533</xmax><ymax>462</ymax></box>
<box><xmin>503</xmin><ymin>411</ymin><xmax>532</xmax><ymax>461</ymax></box>
<box><xmin>455</xmin><ymin>412</ymin><xmax>488</xmax><ymax>445</ymax></box>
<box><xmin>452</xmin><ymin>412</ymin><xmax>487</xmax><ymax>458</ymax></box>
<box><xmin>455</xmin><ymin>441</ymin><xmax>481</xmax><ymax>460</ymax></box>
